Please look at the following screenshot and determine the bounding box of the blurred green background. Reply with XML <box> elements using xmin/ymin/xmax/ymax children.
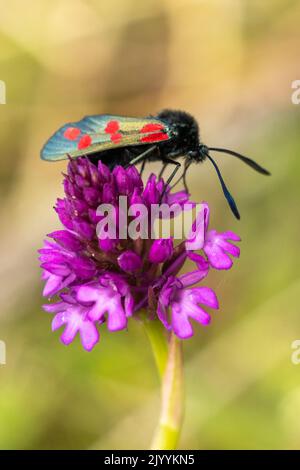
<box><xmin>0</xmin><ymin>0</ymin><xmax>300</xmax><ymax>450</ymax></box>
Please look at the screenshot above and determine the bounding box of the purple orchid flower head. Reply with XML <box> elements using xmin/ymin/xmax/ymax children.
<box><xmin>39</xmin><ymin>158</ymin><xmax>240</xmax><ymax>350</ymax></box>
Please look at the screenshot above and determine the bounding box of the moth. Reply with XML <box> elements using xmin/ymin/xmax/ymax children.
<box><xmin>41</xmin><ymin>109</ymin><xmax>270</xmax><ymax>219</ymax></box>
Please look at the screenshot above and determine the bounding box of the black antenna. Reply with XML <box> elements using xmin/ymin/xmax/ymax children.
<box><xmin>206</xmin><ymin>154</ymin><xmax>240</xmax><ymax>220</ymax></box>
<box><xmin>209</xmin><ymin>147</ymin><xmax>270</xmax><ymax>175</ymax></box>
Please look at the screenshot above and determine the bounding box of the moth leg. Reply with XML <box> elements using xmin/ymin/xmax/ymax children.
<box><xmin>163</xmin><ymin>158</ymin><xmax>181</xmax><ymax>186</ymax></box>
<box><xmin>159</xmin><ymin>158</ymin><xmax>181</xmax><ymax>201</ymax></box>
<box><xmin>183</xmin><ymin>168</ymin><xmax>189</xmax><ymax>193</ymax></box>
<box><xmin>126</xmin><ymin>145</ymin><xmax>157</xmax><ymax>167</ymax></box>
<box><xmin>170</xmin><ymin>172</ymin><xmax>183</xmax><ymax>190</ymax></box>
<box><xmin>170</xmin><ymin>159</ymin><xmax>192</xmax><ymax>192</ymax></box>
<box><xmin>140</xmin><ymin>159</ymin><xmax>146</xmax><ymax>177</ymax></box>
<box><xmin>159</xmin><ymin>162</ymin><xmax>167</xmax><ymax>179</ymax></box>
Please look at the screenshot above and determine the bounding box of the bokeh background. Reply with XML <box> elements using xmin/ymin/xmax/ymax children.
<box><xmin>0</xmin><ymin>0</ymin><xmax>299</xmax><ymax>450</ymax></box>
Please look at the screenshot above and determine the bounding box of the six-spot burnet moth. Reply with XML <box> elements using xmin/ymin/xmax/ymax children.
<box><xmin>41</xmin><ymin>109</ymin><xmax>270</xmax><ymax>219</ymax></box>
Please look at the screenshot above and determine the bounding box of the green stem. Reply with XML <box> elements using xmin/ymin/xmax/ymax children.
<box><xmin>144</xmin><ymin>317</ymin><xmax>184</xmax><ymax>450</ymax></box>
<box><xmin>143</xmin><ymin>317</ymin><xmax>168</xmax><ymax>379</ymax></box>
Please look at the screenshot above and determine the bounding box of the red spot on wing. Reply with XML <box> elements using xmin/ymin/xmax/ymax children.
<box><xmin>111</xmin><ymin>133</ymin><xmax>122</xmax><ymax>144</ymax></box>
<box><xmin>140</xmin><ymin>123</ymin><xmax>164</xmax><ymax>133</ymax></box>
<box><xmin>140</xmin><ymin>132</ymin><xmax>169</xmax><ymax>143</ymax></box>
<box><xmin>78</xmin><ymin>134</ymin><xmax>92</xmax><ymax>149</ymax></box>
<box><xmin>105</xmin><ymin>120</ymin><xmax>120</xmax><ymax>134</ymax></box>
<box><xmin>105</xmin><ymin>120</ymin><xmax>123</xmax><ymax>143</ymax></box>
<box><xmin>64</xmin><ymin>127</ymin><xmax>81</xmax><ymax>140</ymax></box>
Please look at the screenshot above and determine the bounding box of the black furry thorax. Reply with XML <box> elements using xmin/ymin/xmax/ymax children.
<box><xmin>156</xmin><ymin>109</ymin><xmax>203</xmax><ymax>162</ymax></box>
